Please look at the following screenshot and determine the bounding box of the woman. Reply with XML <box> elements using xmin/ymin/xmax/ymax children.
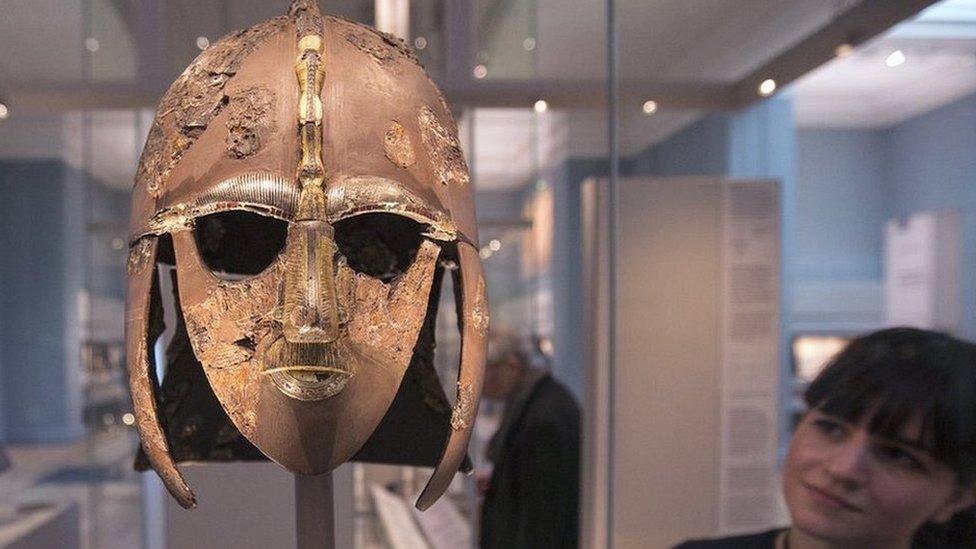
<box><xmin>677</xmin><ymin>327</ymin><xmax>976</xmax><ymax>548</ymax></box>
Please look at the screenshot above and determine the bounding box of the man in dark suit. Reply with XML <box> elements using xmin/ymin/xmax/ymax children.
<box><xmin>479</xmin><ymin>330</ymin><xmax>581</xmax><ymax>549</ymax></box>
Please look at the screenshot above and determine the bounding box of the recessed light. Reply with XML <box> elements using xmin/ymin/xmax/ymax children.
<box><xmin>488</xmin><ymin>239</ymin><xmax>501</xmax><ymax>252</ymax></box>
<box><xmin>196</xmin><ymin>36</ymin><xmax>210</xmax><ymax>50</ymax></box>
<box><xmin>414</xmin><ymin>36</ymin><xmax>428</xmax><ymax>50</ymax></box>
<box><xmin>473</xmin><ymin>64</ymin><xmax>488</xmax><ymax>79</ymax></box>
<box><xmin>835</xmin><ymin>43</ymin><xmax>855</xmax><ymax>58</ymax></box>
<box><xmin>642</xmin><ymin>100</ymin><xmax>658</xmax><ymax>115</ymax></box>
<box><xmin>758</xmin><ymin>79</ymin><xmax>777</xmax><ymax>97</ymax></box>
<box><xmin>885</xmin><ymin>50</ymin><xmax>906</xmax><ymax>68</ymax></box>
<box><xmin>85</xmin><ymin>37</ymin><xmax>100</xmax><ymax>52</ymax></box>
<box><xmin>0</xmin><ymin>103</ymin><xmax>8</xmax><ymax>120</ymax></box>
<box><xmin>523</xmin><ymin>37</ymin><xmax>536</xmax><ymax>51</ymax></box>
<box><xmin>534</xmin><ymin>100</ymin><xmax>548</xmax><ymax>113</ymax></box>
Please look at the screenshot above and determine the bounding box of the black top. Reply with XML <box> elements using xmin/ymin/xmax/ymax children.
<box><xmin>674</xmin><ymin>529</ymin><xmax>785</xmax><ymax>549</ymax></box>
<box><xmin>480</xmin><ymin>375</ymin><xmax>581</xmax><ymax>549</ymax></box>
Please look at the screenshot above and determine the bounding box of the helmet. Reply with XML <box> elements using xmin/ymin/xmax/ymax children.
<box><xmin>126</xmin><ymin>0</ymin><xmax>487</xmax><ymax>510</ymax></box>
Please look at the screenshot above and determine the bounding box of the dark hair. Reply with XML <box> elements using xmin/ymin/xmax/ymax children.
<box><xmin>804</xmin><ymin>327</ymin><xmax>976</xmax><ymax>483</ymax></box>
<box><xmin>804</xmin><ymin>328</ymin><xmax>976</xmax><ymax>547</ymax></box>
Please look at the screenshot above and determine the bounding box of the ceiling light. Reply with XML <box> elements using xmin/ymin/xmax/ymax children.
<box><xmin>414</xmin><ymin>36</ymin><xmax>428</xmax><ymax>50</ymax></box>
<box><xmin>534</xmin><ymin>100</ymin><xmax>548</xmax><ymax>113</ymax></box>
<box><xmin>122</xmin><ymin>413</ymin><xmax>136</xmax><ymax>426</ymax></box>
<box><xmin>84</xmin><ymin>37</ymin><xmax>100</xmax><ymax>52</ymax></box>
<box><xmin>835</xmin><ymin>43</ymin><xmax>855</xmax><ymax>58</ymax></box>
<box><xmin>473</xmin><ymin>64</ymin><xmax>488</xmax><ymax>79</ymax></box>
<box><xmin>0</xmin><ymin>103</ymin><xmax>8</xmax><ymax>120</ymax></box>
<box><xmin>885</xmin><ymin>49</ymin><xmax>906</xmax><ymax>68</ymax></box>
<box><xmin>642</xmin><ymin>100</ymin><xmax>658</xmax><ymax>115</ymax></box>
<box><xmin>196</xmin><ymin>36</ymin><xmax>210</xmax><ymax>50</ymax></box>
<box><xmin>758</xmin><ymin>79</ymin><xmax>777</xmax><ymax>97</ymax></box>
<box><xmin>488</xmin><ymin>239</ymin><xmax>502</xmax><ymax>252</ymax></box>
<box><xmin>479</xmin><ymin>247</ymin><xmax>492</xmax><ymax>259</ymax></box>
<box><xmin>523</xmin><ymin>37</ymin><xmax>536</xmax><ymax>51</ymax></box>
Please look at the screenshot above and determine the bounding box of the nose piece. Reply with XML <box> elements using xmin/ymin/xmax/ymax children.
<box><xmin>282</xmin><ymin>220</ymin><xmax>342</xmax><ymax>344</ymax></box>
<box><xmin>290</xmin><ymin>304</ymin><xmax>318</xmax><ymax>327</ymax></box>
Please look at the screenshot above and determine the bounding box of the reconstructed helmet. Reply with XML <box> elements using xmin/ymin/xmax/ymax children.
<box><xmin>125</xmin><ymin>0</ymin><xmax>487</xmax><ymax>510</ymax></box>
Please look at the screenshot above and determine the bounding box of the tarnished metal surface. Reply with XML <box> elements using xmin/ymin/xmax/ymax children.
<box><xmin>179</xmin><ymin>249</ymin><xmax>283</xmax><ymax>437</ymax></box>
<box><xmin>135</xmin><ymin>16</ymin><xmax>288</xmax><ymax>198</ymax></box>
<box><xmin>339</xmin><ymin>19</ymin><xmax>421</xmax><ymax>70</ymax></box>
<box><xmin>416</xmin><ymin>242</ymin><xmax>487</xmax><ymax>510</ymax></box>
<box><xmin>340</xmin><ymin>240</ymin><xmax>441</xmax><ymax>368</ymax></box>
<box><xmin>124</xmin><ymin>236</ymin><xmax>196</xmax><ymax>508</ymax></box>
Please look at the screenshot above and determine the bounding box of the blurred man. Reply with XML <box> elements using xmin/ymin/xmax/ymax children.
<box><xmin>479</xmin><ymin>329</ymin><xmax>580</xmax><ymax>549</ymax></box>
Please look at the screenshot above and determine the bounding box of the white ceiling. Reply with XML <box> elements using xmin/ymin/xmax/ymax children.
<box><xmin>2</xmin><ymin>0</ymin><xmax>952</xmax><ymax>191</ymax></box>
<box><xmin>534</xmin><ymin>0</ymin><xmax>859</xmax><ymax>82</ymax></box>
<box><xmin>793</xmin><ymin>0</ymin><xmax>976</xmax><ymax>128</ymax></box>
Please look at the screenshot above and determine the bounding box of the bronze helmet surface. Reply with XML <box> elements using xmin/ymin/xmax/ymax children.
<box><xmin>125</xmin><ymin>0</ymin><xmax>488</xmax><ymax>510</ymax></box>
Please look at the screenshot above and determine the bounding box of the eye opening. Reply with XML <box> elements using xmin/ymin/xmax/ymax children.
<box><xmin>334</xmin><ymin>213</ymin><xmax>426</xmax><ymax>283</ymax></box>
<box><xmin>193</xmin><ymin>210</ymin><xmax>287</xmax><ymax>279</ymax></box>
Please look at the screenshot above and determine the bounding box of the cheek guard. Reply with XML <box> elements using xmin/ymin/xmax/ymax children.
<box><xmin>126</xmin><ymin>0</ymin><xmax>487</xmax><ymax>510</ymax></box>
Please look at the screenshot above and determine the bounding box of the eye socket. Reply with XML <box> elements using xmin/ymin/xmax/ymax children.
<box><xmin>194</xmin><ymin>211</ymin><xmax>287</xmax><ymax>279</ymax></box>
<box><xmin>334</xmin><ymin>213</ymin><xmax>425</xmax><ymax>282</ymax></box>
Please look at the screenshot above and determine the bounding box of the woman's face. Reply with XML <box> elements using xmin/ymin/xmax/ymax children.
<box><xmin>782</xmin><ymin>409</ymin><xmax>974</xmax><ymax>547</ymax></box>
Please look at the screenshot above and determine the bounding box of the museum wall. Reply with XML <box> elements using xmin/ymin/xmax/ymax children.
<box><xmin>797</xmin><ymin>89</ymin><xmax>976</xmax><ymax>339</ymax></box>
<box><xmin>549</xmin><ymin>157</ymin><xmax>607</xmax><ymax>401</ymax></box>
<box><xmin>885</xmin><ymin>91</ymin><xmax>976</xmax><ymax>339</ymax></box>
<box><xmin>796</xmin><ymin>129</ymin><xmax>887</xmax><ymax>282</ymax></box>
<box><xmin>0</xmin><ymin>159</ymin><xmax>86</xmax><ymax>443</ymax></box>
<box><xmin>622</xmin><ymin>114</ymin><xmax>731</xmax><ymax>177</ymax></box>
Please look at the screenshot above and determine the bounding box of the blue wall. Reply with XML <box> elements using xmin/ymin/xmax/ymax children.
<box><xmin>622</xmin><ymin>115</ymin><xmax>730</xmax><ymax>177</ymax></box>
<box><xmin>796</xmin><ymin>91</ymin><xmax>976</xmax><ymax>339</ymax></box>
<box><xmin>884</xmin><ymin>93</ymin><xmax>976</xmax><ymax>339</ymax></box>
<box><xmin>795</xmin><ymin>129</ymin><xmax>887</xmax><ymax>282</ymax></box>
<box><xmin>549</xmin><ymin>158</ymin><xmax>607</xmax><ymax>401</ymax></box>
<box><xmin>0</xmin><ymin>160</ymin><xmax>86</xmax><ymax>442</ymax></box>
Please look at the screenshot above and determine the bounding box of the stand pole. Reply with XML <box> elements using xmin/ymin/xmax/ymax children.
<box><xmin>295</xmin><ymin>473</ymin><xmax>335</xmax><ymax>549</ymax></box>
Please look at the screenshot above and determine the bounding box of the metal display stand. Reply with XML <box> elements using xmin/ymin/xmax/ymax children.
<box><xmin>296</xmin><ymin>473</ymin><xmax>335</xmax><ymax>549</ymax></box>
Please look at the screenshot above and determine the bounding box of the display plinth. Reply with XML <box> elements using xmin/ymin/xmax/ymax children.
<box><xmin>296</xmin><ymin>473</ymin><xmax>335</xmax><ymax>549</ymax></box>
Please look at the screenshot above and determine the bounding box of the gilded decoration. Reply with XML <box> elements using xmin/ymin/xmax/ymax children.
<box><xmin>339</xmin><ymin>240</ymin><xmax>441</xmax><ymax>369</ymax></box>
<box><xmin>225</xmin><ymin>86</ymin><xmax>276</xmax><ymax>159</ymax></box>
<box><xmin>450</xmin><ymin>382</ymin><xmax>475</xmax><ymax>431</ymax></box>
<box><xmin>181</xmin><ymin>259</ymin><xmax>283</xmax><ymax>436</ymax></box>
<box><xmin>126</xmin><ymin>238</ymin><xmax>154</xmax><ymax>275</ymax></box>
<box><xmin>468</xmin><ymin>276</ymin><xmax>490</xmax><ymax>337</ymax></box>
<box><xmin>419</xmin><ymin>105</ymin><xmax>470</xmax><ymax>188</ymax></box>
<box><xmin>384</xmin><ymin>121</ymin><xmax>416</xmax><ymax>169</ymax></box>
